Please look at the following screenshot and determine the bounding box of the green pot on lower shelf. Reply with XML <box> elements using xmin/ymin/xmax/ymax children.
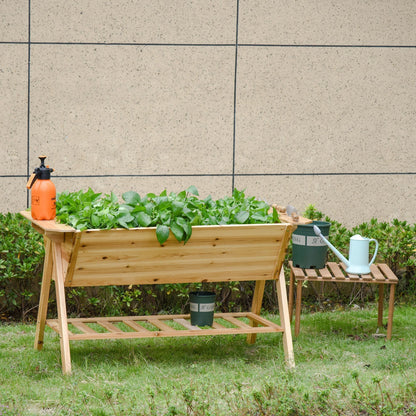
<box><xmin>189</xmin><ymin>291</ymin><xmax>215</xmax><ymax>327</ymax></box>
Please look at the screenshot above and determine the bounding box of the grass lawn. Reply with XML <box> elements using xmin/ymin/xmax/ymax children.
<box><xmin>1</xmin><ymin>304</ymin><xmax>415</xmax><ymax>415</ymax></box>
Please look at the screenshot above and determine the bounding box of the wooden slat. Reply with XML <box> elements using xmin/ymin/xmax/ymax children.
<box><xmin>370</xmin><ymin>264</ymin><xmax>387</xmax><ymax>282</ymax></box>
<box><xmin>101</xmin><ymin>224</ymin><xmax>287</xmax><ymax>240</ymax></box>
<box><xmin>377</xmin><ymin>263</ymin><xmax>399</xmax><ymax>283</ymax></box>
<box><xmin>46</xmin><ymin>319</ymin><xmax>64</xmax><ymax>333</ymax></box>
<box><xmin>211</xmin><ymin>321</ymin><xmax>226</xmax><ymax>329</ymax></box>
<box><xmin>339</xmin><ymin>263</ymin><xmax>361</xmax><ymax>280</ymax></box>
<box><xmin>222</xmin><ymin>316</ymin><xmax>252</xmax><ymax>329</ymax></box>
<box><xmin>348</xmin><ymin>274</ymin><xmax>361</xmax><ymax>281</ymax></box>
<box><xmin>173</xmin><ymin>318</ymin><xmax>201</xmax><ymax>331</ymax></box>
<box><xmin>246</xmin><ymin>313</ymin><xmax>283</xmax><ymax>330</ymax></box>
<box><xmin>123</xmin><ymin>320</ymin><xmax>151</xmax><ymax>332</ymax></box>
<box><xmin>69</xmin><ymin>269</ymin><xmax>275</xmax><ymax>287</ymax></box>
<box><xmin>146</xmin><ymin>318</ymin><xmax>175</xmax><ymax>332</ymax></box>
<box><xmin>327</xmin><ymin>262</ymin><xmax>345</xmax><ymax>280</ymax></box>
<box><xmin>65</xmin><ymin>326</ymin><xmax>282</xmax><ymax>340</ymax></box>
<box><xmin>97</xmin><ymin>321</ymin><xmax>123</xmax><ymax>333</ymax></box>
<box><xmin>74</xmin><ymin>255</ymin><xmax>277</xmax><ymax>272</ymax></box>
<box><xmin>70</xmin><ymin>322</ymin><xmax>98</xmax><ymax>334</ymax></box>
<box><xmin>77</xmin><ymin>240</ymin><xmax>280</xmax><ymax>256</ymax></box>
<box><xmin>361</xmin><ymin>273</ymin><xmax>373</xmax><ymax>281</ymax></box>
<box><xmin>318</xmin><ymin>266</ymin><xmax>332</xmax><ymax>279</ymax></box>
<box><xmin>19</xmin><ymin>210</ymin><xmax>75</xmax><ymax>233</ymax></box>
<box><xmin>277</xmin><ymin>212</ymin><xmax>312</xmax><ymax>226</ymax></box>
<box><xmin>305</xmin><ymin>269</ymin><xmax>318</xmax><ymax>278</ymax></box>
<box><xmin>289</xmin><ymin>262</ymin><xmax>306</xmax><ymax>279</ymax></box>
<box><xmin>65</xmin><ymin>314</ymin><xmax>189</xmax><ymax>323</ymax></box>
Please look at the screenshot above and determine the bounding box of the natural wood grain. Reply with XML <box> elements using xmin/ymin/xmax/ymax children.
<box><xmin>45</xmin><ymin>312</ymin><xmax>284</xmax><ymax>341</ymax></box>
<box><xmin>34</xmin><ymin>237</ymin><xmax>53</xmax><ymax>351</ymax></box>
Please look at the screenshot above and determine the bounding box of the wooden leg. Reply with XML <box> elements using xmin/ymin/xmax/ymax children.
<box><xmin>387</xmin><ymin>284</ymin><xmax>396</xmax><ymax>341</ymax></box>
<box><xmin>377</xmin><ymin>284</ymin><xmax>385</xmax><ymax>328</ymax></box>
<box><xmin>276</xmin><ymin>268</ymin><xmax>295</xmax><ymax>368</ymax></box>
<box><xmin>53</xmin><ymin>242</ymin><xmax>72</xmax><ymax>375</ymax></box>
<box><xmin>246</xmin><ymin>280</ymin><xmax>266</xmax><ymax>344</ymax></box>
<box><xmin>34</xmin><ymin>237</ymin><xmax>53</xmax><ymax>351</ymax></box>
<box><xmin>288</xmin><ymin>267</ymin><xmax>295</xmax><ymax>322</ymax></box>
<box><xmin>294</xmin><ymin>280</ymin><xmax>303</xmax><ymax>337</ymax></box>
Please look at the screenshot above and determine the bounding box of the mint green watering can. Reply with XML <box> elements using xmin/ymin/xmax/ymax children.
<box><xmin>313</xmin><ymin>225</ymin><xmax>378</xmax><ymax>275</ymax></box>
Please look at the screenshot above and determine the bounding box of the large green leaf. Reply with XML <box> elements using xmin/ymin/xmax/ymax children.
<box><xmin>136</xmin><ymin>212</ymin><xmax>152</xmax><ymax>227</ymax></box>
<box><xmin>122</xmin><ymin>191</ymin><xmax>141</xmax><ymax>206</ymax></box>
<box><xmin>156</xmin><ymin>224</ymin><xmax>170</xmax><ymax>245</ymax></box>
<box><xmin>172</xmin><ymin>201</ymin><xmax>185</xmax><ymax>215</ymax></box>
<box><xmin>176</xmin><ymin>217</ymin><xmax>192</xmax><ymax>239</ymax></box>
<box><xmin>187</xmin><ymin>185</ymin><xmax>199</xmax><ymax>196</ymax></box>
<box><xmin>235</xmin><ymin>211</ymin><xmax>249</xmax><ymax>224</ymax></box>
<box><xmin>170</xmin><ymin>223</ymin><xmax>184</xmax><ymax>242</ymax></box>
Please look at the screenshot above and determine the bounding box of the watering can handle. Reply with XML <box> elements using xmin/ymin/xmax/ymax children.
<box><xmin>369</xmin><ymin>239</ymin><xmax>378</xmax><ymax>266</ymax></box>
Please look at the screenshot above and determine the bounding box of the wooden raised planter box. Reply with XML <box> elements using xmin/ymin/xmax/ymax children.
<box><xmin>21</xmin><ymin>210</ymin><xmax>307</xmax><ymax>374</ymax></box>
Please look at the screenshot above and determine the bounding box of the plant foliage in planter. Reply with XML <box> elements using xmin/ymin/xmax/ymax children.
<box><xmin>56</xmin><ymin>186</ymin><xmax>279</xmax><ymax>244</ymax></box>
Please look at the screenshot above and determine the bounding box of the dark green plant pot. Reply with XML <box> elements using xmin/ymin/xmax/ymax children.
<box><xmin>292</xmin><ymin>221</ymin><xmax>331</xmax><ymax>269</ymax></box>
<box><xmin>189</xmin><ymin>291</ymin><xmax>215</xmax><ymax>326</ymax></box>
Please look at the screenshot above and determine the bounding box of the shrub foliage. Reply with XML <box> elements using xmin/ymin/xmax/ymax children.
<box><xmin>1</xmin><ymin>200</ymin><xmax>414</xmax><ymax>321</ymax></box>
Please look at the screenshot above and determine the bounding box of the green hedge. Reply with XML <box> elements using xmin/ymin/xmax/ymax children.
<box><xmin>0</xmin><ymin>213</ymin><xmax>44</xmax><ymax>321</ymax></box>
<box><xmin>0</xmin><ymin>210</ymin><xmax>415</xmax><ymax>322</ymax></box>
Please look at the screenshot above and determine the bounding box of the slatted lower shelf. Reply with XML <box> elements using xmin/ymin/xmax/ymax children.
<box><xmin>46</xmin><ymin>312</ymin><xmax>283</xmax><ymax>341</ymax></box>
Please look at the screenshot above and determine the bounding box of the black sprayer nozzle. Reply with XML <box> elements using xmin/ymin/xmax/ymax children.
<box><xmin>39</xmin><ymin>156</ymin><xmax>47</xmax><ymax>168</ymax></box>
<box><xmin>26</xmin><ymin>156</ymin><xmax>54</xmax><ymax>189</ymax></box>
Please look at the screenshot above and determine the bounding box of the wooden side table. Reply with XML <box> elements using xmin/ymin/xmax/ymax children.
<box><xmin>288</xmin><ymin>261</ymin><xmax>398</xmax><ymax>340</ymax></box>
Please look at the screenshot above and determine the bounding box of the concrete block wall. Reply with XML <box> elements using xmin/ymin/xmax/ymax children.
<box><xmin>1</xmin><ymin>1</ymin><xmax>415</xmax><ymax>227</ymax></box>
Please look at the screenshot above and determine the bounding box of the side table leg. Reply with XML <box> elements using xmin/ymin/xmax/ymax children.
<box><xmin>387</xmin><ymin>284</ymin><xmax>396</xmax><ymax>341</ymax></box>
<box><xmin>247</xmin><ymin>280</ymin><xmax>266</xmax><ymax>344</ymax></box>
<box><xmin>288</xmin><ymin>267</ymin><xmax>295</xmax><ymax>322</ymax></box>
<box><xmin>276</xmin><ymin>268</ymin><xmax>295</xmax><ymax>368</ymax></box>
<box><xmin>295</xmin><ymin>280</ymin><xmax>303</xmax><ymax>337</ymax></box>
<box><xmin>34</xmin><ymin>237</ymin><xmax>53</xmax><ymax>351</ymax></box>
<box><xmin>377</xmin><ymin>284</ymin><xmax>385</xmax><ymax>328</ymax></box>
<box><xmin>53</xmin><ymin>242</ymin><xmax>72</xmax><ymax>375</ymax></box>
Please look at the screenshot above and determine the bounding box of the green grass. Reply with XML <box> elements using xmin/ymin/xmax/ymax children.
<box><xmin>1</xmin><ymin>304</ymin><xmax>416</xmax><ymax>415</ymax></box>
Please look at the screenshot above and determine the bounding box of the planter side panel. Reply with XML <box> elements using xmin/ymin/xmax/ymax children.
<box><xmin>67</xmin><ymin>224</ymin><xmax>291</xmax><ymax>286</ymax></box>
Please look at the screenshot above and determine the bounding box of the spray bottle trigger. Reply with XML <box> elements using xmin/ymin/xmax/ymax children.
<box><xmin>26</xmin><ymin>173</ymin><xmax>37</xmax><ymax>189</ymax></box>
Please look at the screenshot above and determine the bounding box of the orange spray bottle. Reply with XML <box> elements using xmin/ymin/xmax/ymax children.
<box><xmin>26</xmin><ymin>156</ymin><xmax>56</xmax><ymax>220</ymax></box>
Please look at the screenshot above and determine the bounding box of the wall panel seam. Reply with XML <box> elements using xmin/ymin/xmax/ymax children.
<box><xmin>2</xmin><ymin>41</ymin><xmax>415</xmax><ymax>48</ymax></box>
<box><xmin>4</xmin><ymin>173</ymin><xmax>415</xmax><ymax>180</ymax></box>
<box><xmin>26</xmin><ymin>0</ymin><xmax>31</xmax><ymax>208</ymax></box>
<box><xmin>232</xmin><ymin>0</ymin><xmax>240</xmax><ymax>192</ymax></box>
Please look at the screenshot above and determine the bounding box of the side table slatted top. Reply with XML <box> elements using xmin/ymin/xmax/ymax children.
<box><xmin>288</xmin><ymin>261</ymin><xmax>398</xmax><ymax>340</ymax></box>
<box><xmin>290</xmin><ymin>262</ymin><xmax>398</xmax><ymax>284</ymax></box>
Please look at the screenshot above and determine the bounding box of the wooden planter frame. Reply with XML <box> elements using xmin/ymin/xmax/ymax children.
<box><xmin>21</xmin><ymin>210</ymin><xmax>303</xmax><ymax>374</ymax></box>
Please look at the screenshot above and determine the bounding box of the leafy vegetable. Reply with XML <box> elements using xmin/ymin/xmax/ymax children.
<box><xmin>56</xmin><ymin>186</ymin><xmax>279</xmax><ymax>244</ymax></box>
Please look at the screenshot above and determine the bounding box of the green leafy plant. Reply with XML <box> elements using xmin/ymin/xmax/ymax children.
<box><xmin>56</xmin><ymin>186</ymin><xmax>279</xmax><ymax>244</ymax></box>
<box><xmin>54</xmin><ymin>188</ymin><xmax>121</xmax><ymax>230</ymax></box>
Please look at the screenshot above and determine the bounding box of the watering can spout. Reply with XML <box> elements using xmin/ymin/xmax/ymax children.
<box><xmin>313</xmin><ymin>225</ymin><xmax>350</xmax><ymax>267</ymax></box>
